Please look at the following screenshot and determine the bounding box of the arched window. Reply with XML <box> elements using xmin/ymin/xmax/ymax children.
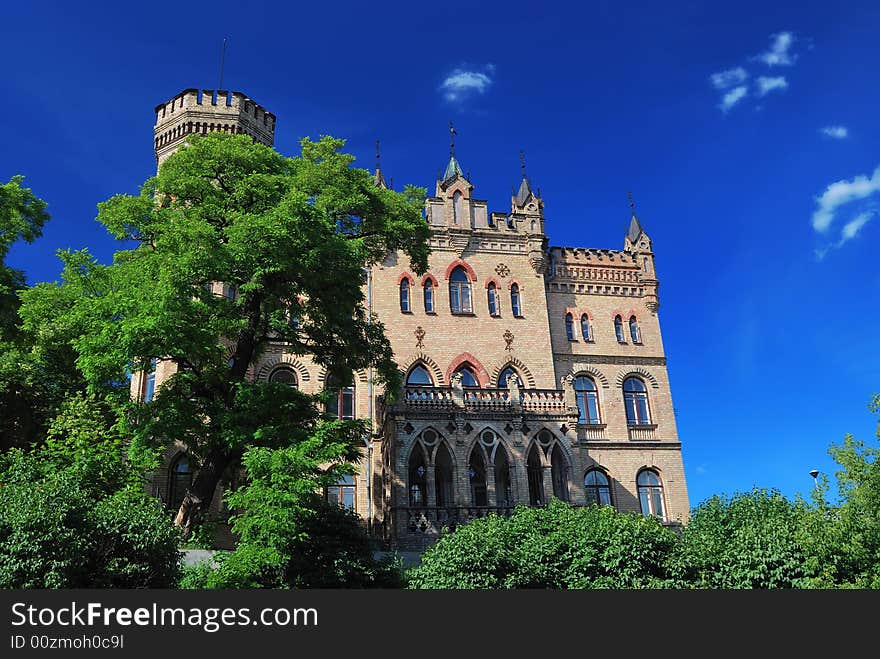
<box><xmin>637</xmin><ymin>470</ymin><xmax>665</xmax><ymax>520</ymax></box>
<box><xmin>326</xmin><ymin>474</ymin><xmax>356</xmax><ymax>511</ymax></box>
<box><xmin>487</xmin><ymin>282</ymin><xmax>499</xmax><ymax>316</ymax></box>
<box><xmin>399</xmin><ymin>278</ymin><xmax>410</xmax><ymax>313</ymax></box>
<box><xmin>550</xmin><ymin>444</ymin><xmax>570</xmax><ymax>502</ymax></box>
<box><xmin>574</xmin><ymin>375</ymin><xmax>601</xmax><ymax>424</ymax></box>
<box><xmin>449</xmin><ymin>266</ymin><xmax>472</xmax><ymax>314</ymax></box>
<box><xmin>168</xmin><ymin>454</ymin><xmax>192</xmax><ymax>512</ymax></box>
<box><xmin>565</xmin><ymin>313</ymin><xmax>575</xmax><ymax>340</ymax></box>
<box><xmin>629</xmin><ymin>316</ymin><xmax>641</xmax><ymax>343</ymax></box>
<box><xmin>623</xmin><ymin>377</ymin><xmax>651</xmax><ymax>425</ymax></box>
<box><xmin>498</xmin><ymin>366</ymin><xmax>519</xmax><ymax>388</ymax></box>
<box><xmin>584</xmin><ymin>469</ymin><xmax>612</xmax><ymax>506</ymax></box>
<box><xmin>494</xmin><ymin>444</ymin><xmax>513</xmax><ymax>506</ymax></box>
<box><xmin>435</xmin><ymin>443</ymin><xmax>454</xmax><ymax>507</ymax></box>
<box><xmin>580</xmin><ymin>314</ymin><xmax>591</xmax><ymax>341</ymax></box>
<box><xmin>468</xmin><ymin>448</ymin><xmax>488</xmax><ymax>506</ymax></box>
<box><xmin>423</xmin><ymin>280</ymin><xmax>434</xmax><ymax>313</ymax></box>
<box><xmin>406</xmin><ymin>364</ymin><xmax>433</xmax><ymax>386</ymax></box>
<box><xmin>510</xmin><ymin>283</ymin><xmax>522</xmax><ymax>317</ymax></box>
<box><xmin>408</xmin><ymin>446</ymin><xmax>427</xmax><ymax>506</ymax></box>
<box><xmin>453</xmin><ymin>190</ymin><xmax>464</xmax><ymax>225</ymax></box>
<box><xmin>454</xmin><ymin>365</ymin><xmax>479</xmax><ymax>388</ymax></box>
<box><xmin>325</xmin><ymin>375</ymin><xmax>355</xmax><ymax>420</ymax></box>
<box><xmin>527</xmin><ymin>444</ymin><xmax>544</xmax><ymax>506</ymax></box>
<box><xmin>144</xmin><ymin>358</ymin><xmax>158</xmax><ymax>402</ymax></box>
<box><xmin>614</xmin><ymin>315</ymin><xmax>625</xmax><ymax>342</ymax></box>
<box><xmin>269</xmin><ymin>366</ymin><xmax>297</xmax><ymax>388</ymax></box>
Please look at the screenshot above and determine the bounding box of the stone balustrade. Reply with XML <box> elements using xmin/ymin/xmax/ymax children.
<box><xmin>401</xmin><ymin>386</ymin><xmax>568</xmax><ymax>413</ymax></box>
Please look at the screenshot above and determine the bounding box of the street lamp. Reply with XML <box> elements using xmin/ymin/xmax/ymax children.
<box><xmin>809</xmin><ymin>469</ymin><xmax>819</xmax><ymax>489</ymax></box>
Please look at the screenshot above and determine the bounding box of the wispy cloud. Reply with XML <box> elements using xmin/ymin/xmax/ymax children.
<box><xmin>439</xmin><ymin>65</ymin><xmax>495</xmax><ymax>103</ymax></box>
<box><xmin>756</xmin><ymin>76</ymin><xmax>788</xmax><ymax>96</ymax></box>
<box><xmin>811</xmin><ymin>166</ymin><xmax>880</xmax><ymax>233</ymax></box>
<box><xmin>710</xmin><ymin>67</ymin><xmax>748</xmax><ymax>90</ymax></box>
<box><xmin>754</xmin><ymin>31</ymin><xmax>797</xmax><ymax>66</ymax></box>
<box><xmin>719</xmin><ymin>86</ymin><xmax>748</xmax><ymax>112</ymax></box>
<box><xmin>815</xmin><ymin>211</ymin><xmax>875</xmax><ymax>260</ymax></box>
<box><xmin>710</xmin><ymin>31</ymin><xmax>798</xmax><ymax>112</ymax></box>
<box><xmin>821</xmin><ymin>125</ymin><xmax>849</xmax><ymax>139</ymax></box>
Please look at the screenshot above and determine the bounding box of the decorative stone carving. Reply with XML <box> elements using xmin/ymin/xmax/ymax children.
<box><xmin>495</xmin><ymin>263</ymin><xmax>511</xmax><ymax>277</ymax></box>
<box><xmin>450</xmin><ymin>372</ymin><xmax>465</xmax><ymax>408</ymax></box>
<box><xmin>414</xmin><ymin>325</ymin><xmax>425</xmax><ymax>349</ymax></box>
<box><xmin>503</xmin><ymin>329</ymin><xmax>514</xmax><ymax>351</ymax></box>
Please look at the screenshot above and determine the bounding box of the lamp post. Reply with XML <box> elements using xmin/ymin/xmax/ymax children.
<box><xmin>809</xmin><ymin>469</ymin><xmax>819</xmax><ymax>489</ymax></box>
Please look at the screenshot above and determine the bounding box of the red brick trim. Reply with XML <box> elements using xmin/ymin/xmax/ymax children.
<box><xmin>396</xmin><ymin>272</ymin><xmax>415</xmax><ymax>285</ymax></box>
<box><xmin>421</xmin><ymin>273</ymin><xmax>438</xmax><ymax>287</ymax></box>
<box><xmin>444</xmin><ymin>259</ymin><xmax>477</xmax><ymax>281</ymax></box>
<box><xmin>507</xmin><ymin>278</ymin><xmax>521</xmax><ymax>290</ymax></box>
<box><xmin>484</xmin><ymin>277</ymin><xmax>501</xmax><ymax>289</ymax></box>
<box><xmin>446</xmin><ymin>352</ymin><xmax>490</xmax><ymax>387</ymax></box>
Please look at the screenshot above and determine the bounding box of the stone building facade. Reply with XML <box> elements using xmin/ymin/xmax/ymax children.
<box><xmin>135</xmin><ymin>89</ymin><xmax>690</xmax><ymax>551</ymax></box>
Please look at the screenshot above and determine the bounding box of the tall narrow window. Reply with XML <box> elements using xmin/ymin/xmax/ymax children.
<box><xmin>424</xmin><ymin>280</ymin><xmax>434</xmax><ymax>313</ymax></box>
<box><xmin>580</xmin><ymin>314</ymin><xmax>591</xmax><ymax>341</ymax></box>
<box><xmin>565</xmin><ymin>313</ymin><xmax>575</xmax><ymax>340</ymax></box>
<box><xmin>449</xmin><ymin>266</ymin><xmax>472</xmax><ymax>314</ymax></box>
<box><xmin>614</xmin><ymin>315</ymin><xmax>625</xmax><ymax>342</ymax></box>
<box><xmin>585</xmin><ymin>470</ymin><xmax>613</xmax><ymax>506</ymax></box>
<box><xmin>326</xmin><ymin>474</ymin><xmax>356</xmax><ymax>511</ymax></box>
<box><xmin>168</xmin><ymin>454</ymin><xmax>192</xmax><ymax>511</ymax></box>
<box><xmin>469</xmin><ymin>448</ymin><xmax>488</xmax><ymax>506</ymax></box>
<box><xmin>629</xmin><ymin>316</ymin><xmax>640</xmax><ymax>343</ymax></box>
<box><xmin>637</xmin><ymin>470</ymin><xmax>665</xmax><ymax>520</ymax></box>
<box><xmin>326</xmin><ymin>376</ymin><xmax>355</xmax><ymax>420</ymax></box>
<box><xmin>527</xmin><ymin>444</ymin><xmax>544</xmax><ymax>506</ymax></box>
<box><xmin>550</xmin><ymin>444</ymin><xmax>570</xmax><ymax>502</ymax></box>
<box><xmin>510</xmin><ymin>284</ymin><xmax>522</xmax><ymax>317</ymax></box>
<box><xmin>144</xmin><ymin>358</ymin><xmax>158</xmax><ymax>402</ymax></box>
<box><xmin>574</xmin><ymin>375</ymin><xmax>601</xmax><ymax>424</ymax></box>
<box><xmin>487</xmin><ymin>282</ymin><xmax>499</xmax><ymax>316</ymax></box>
<box><xmin>623</xmin><ymin>377</ymin><xmax>651</xmax><ymax>425</ymax></box>
<box><xmin>408</xmin><ymin>446</ymin><xmax>427</xmax><ymax>506</ymax></box>
<box><xmin>399</xmin><ymin>279</ymin><xmax>410</xmax><ymax>313</ymax></box>
<box><xmin>435</xmin><ymin>443</ymin><xmax>454</xmax><ymax>507</ymax></box>
<box><xmin>453</xmin><ymin>190</ymin><xmax>463</xmax><ymax>225</ymax></box>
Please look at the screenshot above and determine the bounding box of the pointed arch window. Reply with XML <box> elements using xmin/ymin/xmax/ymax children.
<box><xmin>454</xmin><ymin>365</ymin><xmax>479</xmax><ymax>388</ymax></box>
<box><xmin>629</xmin><ymin>316</ymin><xmax>641</xmax><ymax>343</ymax></box>
<box><xmin>584</xmin><ymin>469</ymin><xmax>612</xmax><ymax>506</ymax></box>
<box><xmin>498</xmin><ymin>366</ymin><xmax>519</xmax><ymax>388</ymax></box>
<box><xmin>510</xmin><ymin>284</ymin><xmax>522</xmax><ymax>317</ymax></box>
<box><xmin>452</xmin><ymin>190</ymin><xmax>464</xmax><ymax>225</ymax></box>
<box><xmin>574</xmin><ymin>375</ymin><xmax>601</xmax><ymax>425</ymax></box>
<box><xmin>527</xmin><ymin>444</ymin><xmax>544</xmax><ymax>506</ymax></box>
<box><xmin>623</xmin><ymin>377</ymin><xmax>651</xmax><ymax>425</ymax></box>
<box><xmin>550</xmin><ymin>444</ymin><xmax>570</xmax><ymax>502</ymax></box>
<box><xmin>614</xmin><ymin>315</ymin><xmax>625</xmax><ymax>342</ymax></box>
<box><xmin>565</xmin><ymin>313</ymin><xmax>575</xmax><ymax>341</ymax></box>
<box><xmin>408</xmin><ymin>446</ymin><xmax>427</xmax><ymax>507</ymax></box>
<box><xmin>580</xmin><ymin>314</ymin><xmax>591</xmax><ymax>341</ymax></box>
<box><xmin>487</xmin><ymin>282</ymin><xmax>499</xmax><ymax>316</ymax></box>
<box><xmin>637</xmin><ymin>470</ymin><xmax>665</xmax><ymax>520</ymax></box>
<box><xmin>435</xmin><ymin>443</ymin><xmax>454</xmax><ymax>507</ymax></box>
<box><xmin>494</xmin><ymin>444</ymin><xmax>513</xmax><ymax>506</ymax></box>
<box><xmin>424</xmin><ymin>279</ymin><xmax>434</xmax><ymax>313</ymax></box>
<box><xmin>399</xmin><ymin>278</ymin><xmax>410</xmax><ymax>313</ymax></box>
<box><xmin>468</xmin><ymin>448</ymin><xmax>488</xmax><ymax>506</ymax></box>
<box><xmin>406</xmin><ymin>364</ymin><xmax>433</xmax><ymax>386</ymax></box>
<box><xmin>449</xmin><ymin>266</ymin><xmax>472</xmax><ymax>314</ymax></box>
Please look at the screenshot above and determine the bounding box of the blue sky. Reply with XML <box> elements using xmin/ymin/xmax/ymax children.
<box><xmin>2</xmin><ymin>1</ymin><xmax>878</xmax><ymax>508</ymax></box>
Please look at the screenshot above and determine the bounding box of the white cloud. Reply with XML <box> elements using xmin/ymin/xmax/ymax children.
<box><xmin>719</xmin><ymin>86</ymin><xmax>748</xmax><ymax>112</ymax></box>
<box><xmin>821</xmin><ymin>125</ymin><xmax>849</xmax><ymax>139</ymax></box>
<box><xmin>754</xmin><ymin>31</ymin><xmax>797</xmax><ymax>66</ymax></box>
<box><xmin>440</xmin><ymin>66</ymin><xmax>494</xmax><ymax>103</ymax></box>
<box><xmin>815</xmin><ymin>211</ymin><xmax>875</xmax><ymax>260</ymax></box>
<box><xmin>710</xmin><ymin>67</ymin><xmax>748</xmax><ymax>89</ymax></box>
<box><xmin>756</xmin><ymin>76</ymin><xmax>788</xmax><ymax>96</ymax></box>
<box><xmin>811</xmin><ymin>166</ymin><xmax>880</xmax><ymax>233</ymax></box>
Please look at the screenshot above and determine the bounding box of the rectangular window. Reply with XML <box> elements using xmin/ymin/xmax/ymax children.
<box><xmin>341</xmin><ymin>388</ymin><xmax>355</xmax><ymax>420</ymax></box>
<box><xmin>461</xmin><ymin>285</ymin><xmax>471</xmax><ymax>313</ymax></box>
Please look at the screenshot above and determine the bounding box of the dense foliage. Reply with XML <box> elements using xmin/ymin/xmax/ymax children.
<box><xmin>408</xmin><ymin>500</ymin><xmax>677</xmax><ymax>589</ymax></box>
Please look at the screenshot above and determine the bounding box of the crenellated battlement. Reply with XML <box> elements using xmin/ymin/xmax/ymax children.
<box><xmin>152</xmin><ymin>88</ymin><xmax>276</xmax><ymax>168</ymax></box>
<box><xmin>551</xmin><ymin>246</ymin><xmax>637</xmax><ymax>267</ymax></box>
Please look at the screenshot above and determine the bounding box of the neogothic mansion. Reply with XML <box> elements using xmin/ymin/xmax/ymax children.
<box><xmin>135</xmin><ymin>88</ymin><xmax>691</xmax><ymax>550</ymax></box>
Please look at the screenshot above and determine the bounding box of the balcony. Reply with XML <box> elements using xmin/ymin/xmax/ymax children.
<box><xmin>401</xmin><ymin>386</ymin><xmax>568</xmax><ymax>414</ymax></box>
<box><xmin>400</xmin><ymin>505</ymin><xmax>517</xmax><ymax>537</ymax></box>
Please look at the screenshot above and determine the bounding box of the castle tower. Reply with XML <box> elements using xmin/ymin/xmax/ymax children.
<box><xmin>153</xmin><ymin>88</ymin><xmax>276</xmax><ymax>168</ymax></box>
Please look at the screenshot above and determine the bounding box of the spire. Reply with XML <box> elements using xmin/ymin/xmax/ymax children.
<box><xmin>442</xmin><ymin>121</ymin><xmax>464</xmax><ymax>183</ymax></box>
<box><xmin>626</xmin><ymin>191</ymin><xmax>645</xmax><ymax>243</ymax></box>
<box><xmin>373</xmin><ymin>139</ymin><xmax>388</xmax><ymax>189</ymax></box>
<box><xmin>514</xmin><ymin>150</ymin><xmax>537</xmax><ymax>207</ymax></box>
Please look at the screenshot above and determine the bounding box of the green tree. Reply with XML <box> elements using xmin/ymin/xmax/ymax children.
<box><xmin>0</xmin><ymin>395</ymin><xmax>180</xmax><ymax>588</ymax></box>
<box><xmin>408</xmin><ymin>501</ymin><xmax>677</xmax><ymax>589</ymax></box>
<box><xmin>19</xmin><ymin>132</ymin><xmax>430</xmax><ymax>538</ymax></box>
<box><xmin>666</xmin><ymin>488</ymin><xmax>819</xmax><ymax>589</ymax></box>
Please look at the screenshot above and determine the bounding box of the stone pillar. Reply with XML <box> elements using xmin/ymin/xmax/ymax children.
<box><xmin>426</xmin><ymin>458</ymin><xmax>437</xmax><ymax>507</ymax></box>
<box><xmin>542</xmin><ymin>463</ymin><xmax>554</xmax><ymax>504</ymax></box>
<box><xmin>486</xmin><ymin>459</ymin><xmax>497</xmax><ymax>507</ymax></box>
